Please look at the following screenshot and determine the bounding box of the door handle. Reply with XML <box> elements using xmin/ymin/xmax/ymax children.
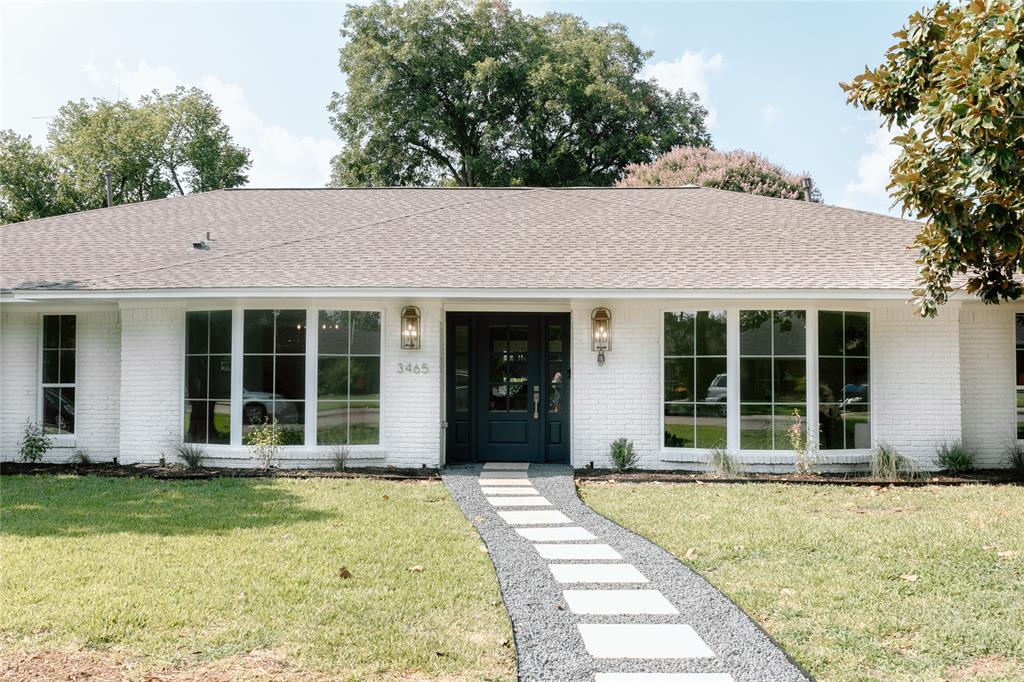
<box><xmin>533</xmin><ymin>385</ymin><xmax>540</xmax><ymax>420</ymax></box>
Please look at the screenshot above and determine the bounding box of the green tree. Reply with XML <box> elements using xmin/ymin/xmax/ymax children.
<box><xmin>0</xmin><ymin>87</ymin><xmax>250</xmax><ymax>224</ymax></box>
<box><xmin>618</xmin><ymin>146</ymin><xmax>820</xmax><ymax>201</ymax></box>
<box><xmin>329</xmin><ymin>0</ymin><xmax>711</xmax><ymax>187</ymax></box>
<box><xmin>842</xmin><ymin>0</ymin><xmax>1024</xmax><ymax>316</ymax></box>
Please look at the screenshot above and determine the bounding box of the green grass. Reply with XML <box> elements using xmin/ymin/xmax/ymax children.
<box><xmin>582</xmin><ymin>482</ymin><xmax>1024</xmax><ymax>682</ymax></box>
<box><xmin>0</xmin><ymin>476</ymin><xmax>513</xmax><ymax>680</ymax></box>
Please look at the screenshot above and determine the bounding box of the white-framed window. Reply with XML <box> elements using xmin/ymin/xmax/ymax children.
<box><xmin>41</xmin><ymin>314</ymin><xmax>76</xmax><ymax>435</ymax></box>
<box><xmin>184</xmin><ymin>310</ymin><xmax>232</xmax><ymax>444</ymax></box>
<box><xmin>663</xmin><ymin>310</ymin><xmax>727</xmax><ymax>448</ymax></box>
<box><xmin>242</xmin><ymin>310</ymin><xmax>307</xmax><ymax>445</ymax></box>
<box><xmin>316</xmin><ymin>310</ymin><xmax>381</xmax><ymax>445</ymax></box>
<box><xmin>818</xmin><ymin>311</ymin><xmax>871</xmax><ymax>450</ymax></box>
<box><xmin>739</xmin><ymin>310</ymin><xmax>807</xmax><ymax>450</ymax></box>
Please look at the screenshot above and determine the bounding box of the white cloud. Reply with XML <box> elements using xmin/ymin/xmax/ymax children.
<box><xmin>761</xmin><ymin>104</ymin><xmax>781</xmax><ymax>124</ymax></box>
<box><xmin>79</xmin><ymin>60</ymin><xmax>339</xmax><ymax>188</ymax></box>
<box><xmin>842</xmin><ymin>126</ymin><xmax>902</xmax><ymax>215</ymax></box>
<box><xmin>643</xmin><ymin>51</ymin><xmax>724</xmax><ymax>127</ymax></box>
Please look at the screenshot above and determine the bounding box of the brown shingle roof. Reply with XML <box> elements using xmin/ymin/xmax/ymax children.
<box><xmin>0</xmin><ymin>187</ymin><xmax>921</xmax><ymax>294</ymax></box>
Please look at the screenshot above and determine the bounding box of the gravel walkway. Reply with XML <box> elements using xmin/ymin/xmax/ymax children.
<box><xmin>442</xmin><ymin>463</ymin><xmax>812</xmax><ymax>682</ymax></box>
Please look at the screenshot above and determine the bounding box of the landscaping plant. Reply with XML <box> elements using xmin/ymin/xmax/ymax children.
<box><xmin>937</xmin><ymin>440</ymin><xmax>975</xmax><ymax>475</ymax></box>
<box><xmin>246</xmin><ymin>418</ymin><xmax>282</xmax><ymax>469</ymax></box>
<box><xmin>1005</xmin><ymin>440</ymin><xmax>1024</xmax><ymax>480</ymax></box>
<box><xmin>708</xmin><ymin>447</ymin><xmax>742</xmax><ymax>478</ymax></box>
<box><xmin>174</xmin><ymin>441</ymin><xmax>207</xmax><ymax>470</ymax></box>
<box><xmin>72</xmin><ymin>448</ymin><xmax>91</xmax><ymax>465</ymax></box>
<box><xmin>870</xmin><ymin>444</ymin><xmax>921</xmax><ymax>481</ymax></box>
<box><xmin>609</xmin><ymin>438</ymin><xmax>637</xmax><ymax>472</ymax></box>
<box><xmin>789</xmin><ymin>409</ymin><xmax>817</xmax><ymax>474</ymax></box>
<box><xmin>331</xmin><ymin>444</ymin><xmax>350</xmax><ymax>472</ymax></box>
<box><xmin>18</xmin><ymin>420</ymin><xmax>50</xmax><ymax>462</ymax></box>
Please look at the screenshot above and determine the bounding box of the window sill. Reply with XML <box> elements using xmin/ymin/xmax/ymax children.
<box><xmin>660</xmin><ymin>449</ymin><xmax>873</xmax><ymax>465</ymax></box>
<box><xmin>46</xmin><ymin>436</ymin><xmax>76</xmax><ymax>449</ymax></box>
<box><xmin>198</xmin><ymin>445</ymin><xmax>387</xmax><ymax>461</ymax></box>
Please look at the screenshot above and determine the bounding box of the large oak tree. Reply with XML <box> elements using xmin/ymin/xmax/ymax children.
<box><xmin>842</xmin><ymin>0</ymin><xmax>1024</xmax><ymax>316</ymax></box>
<box><xmin>0</xmin><ymin>87</ymin><xmax>250</xmax><ymax>224</ymax></box>
<box><xmin>328</xmin><ymin>0</ymin><xmax>711</xmax><ymax>187</ymax></box>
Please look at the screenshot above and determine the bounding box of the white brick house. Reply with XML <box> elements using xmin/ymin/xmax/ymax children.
<box><xmin>1</xmin><ymin>187</ymin><xmax>1020</xmax><ymax>470</ymax></box>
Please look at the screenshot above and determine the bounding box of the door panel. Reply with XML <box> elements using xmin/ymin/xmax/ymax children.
<box><xmin>478</xmin><ymin>316</ymin><xmax>543</xmax><ymax>461</ymax></box>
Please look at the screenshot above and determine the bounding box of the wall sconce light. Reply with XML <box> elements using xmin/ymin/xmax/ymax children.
<box><xmin>591</xmin><ymin>307</ymin><xmax>611</xmax><ymax>365</ymax></box>
<box><xmin>401</xmin><ymin>305</ymin><xmax>421</xmax><ymax>350</ymax></box>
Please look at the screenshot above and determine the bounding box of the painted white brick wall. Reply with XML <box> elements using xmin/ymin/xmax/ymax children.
<box><xmin>71</xmin><ymin>311</ymin><xmax>122</xmax><ymax>461</ymax></box>
<box><xmin>872</xmin><ymin>302</ymin><xmax>962</xmax><ymax>467</ymax></box>
<box><xmin>959</xmin><ymin>304</ymin><xmax>1016</xmax><ymax>467</ymax></box>
<box><xmin>570</xmin><ymin>301</ymin><xmax>662</xmax><ymax>468</ymax></box>
<box><xmin>381</xmin><ymin>299</ymin><xmax>442</xmax><ymax>467</ymax></box>
<box><xmin>1</xmin><ymin>309</ymin><xmax>122</xmax><ymax>462</ymax></box>
<box><xmin>118</xmin><ymin>306</ymin><xmax>184</xmax><ymax>464</ymax></box>
<box><xmin>1</xmin><ymin>311</ymin><xmax>38</xmax><ymax>458</ymax></box>
<box><xmin>3</xmin><ymin>297</ymin><xmax>1016</xmax><ymax>470</ymax></box>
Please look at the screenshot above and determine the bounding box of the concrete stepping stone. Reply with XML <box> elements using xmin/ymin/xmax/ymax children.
<box><xmin>481</xmin><ymin>462</ymin><xmax>530</xmax><ymax>470</ymax></box>
<box><xmin>478</xmin><ymin>486</ymin><xmax>541</xmax><ymax>495</ymax></box>
<box><xmin>516</xmin><ymin>526</ymin><xmax>596</xmax><ymax>542</ymax></box>
<box><xmin>593</xmin><ymin>671</ymin><xmax>737</xmax><ymax>675</ymax></box>
<box><xmin>478</xmin><ymin>478</ymin><xmax>533</xmax><ymax>486</ymax></box>
<box><xmin>535</xmin><ymin>543</ymin><xmax>621</xmax><ymax>560</ymax></box>
<box><xmin>498</xmin><ymin>510</ymin><xmax>572</xmax><ymax>525</ymax></box>
<box><xmin>479</xmin><ymin>471</ymin><xmax>530</xmax><ymax>480</ymax></box>
<box><xmin>487</xmin><ymin>496</ymin><xmax>552</xmax><ymax>507</ymax></box>
<box><xmin>549</xmin><ymin>563</ymin><xmax>648</xmax><ymax>584</ymax></box>
<box><xmin>578</xmin><ymin>623</ymin><xmax>715</xmax><ymax>659</ymax></box>
<box><xmin>563</xmin><ymin>589</ymin><xmax>678</xmax><ymax>615</ymax></box>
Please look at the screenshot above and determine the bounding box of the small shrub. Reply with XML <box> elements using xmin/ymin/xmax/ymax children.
<box><xmin>19</xmin><ymin>420</ymin><xmax>50</xmax><ymax>463</ymax></box>
<box><xmin>174</xmin><ymin>441</ymin><xmax>207</xmax><ymax>469</ymax></box>
<box><xmin>708</xmin><ymin>447</ymin><xmax>742</xmax><ymax>478</ymax></box>
<box><xmin>1004</xmin><ymin>440</ymin><xmax>1024</xmax><ymax>480</ymax></box>
<box><xmin>72</xmin><ymin>449</ymin><xmax>91</xmax><ymax>465</ymax></box>
<box><xmin>610</xmin><ymin>438</ymin><xmax>637</xmax><ymax>472</ymax></box>
<box><xmin>247</xmin><ymin>418</ymin><xmax>282</xmax><ymax>469</ymax></box>
<box><xmin>937</xmin><ymin>440</ymin><xmax>974</xmax><ymax>475</ymax></box>
<box><xmin>871</xmin><ymin>444</ymin><xmax>921</xmax><ymax>481</ymax></box>
<box><xmin>331</xmin><ymin>444</ymin><xmax>350</xmax><ymax>472</ymax></box>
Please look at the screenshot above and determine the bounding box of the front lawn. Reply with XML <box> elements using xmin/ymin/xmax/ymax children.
<box><xmin>0</xmin><ymin>476</ymin><xmax>513</xmax><ymax>681</ymax></box>
<box><xmin>582</xmin><ymin>481</ymin><xmax>1024</xmax><ymax>682</ymax></box>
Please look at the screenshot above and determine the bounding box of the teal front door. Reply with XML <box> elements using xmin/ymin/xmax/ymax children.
<box><xmin>446</xmin><ymin>313</ymin><xmax>569</xmax><ymax>463</ymax></box>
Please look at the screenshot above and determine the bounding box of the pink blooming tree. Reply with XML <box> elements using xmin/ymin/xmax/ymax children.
<box><xmin>617</xmin><ymin>146</ymin><xmax>820</xmax><ymax>202</ymax></box>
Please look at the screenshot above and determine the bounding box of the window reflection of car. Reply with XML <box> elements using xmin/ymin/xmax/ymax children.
<box><xmin>705</xmin><ymin>374</ymin><xmax>727</xmax><ymax>402</ymax></box>
<box><xmin>242</xmin><ymin>390</ymin><xmax>300</xmax><ymax>424</ymax></box>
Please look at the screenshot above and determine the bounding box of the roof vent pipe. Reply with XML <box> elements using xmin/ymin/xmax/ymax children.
<box><xmin>104</xmin><ymin>169</ymin><xmax>113</xmax><ymax>208</ymax></box>
<box><xmin>801</xmin><ymin>177</ymin><xmax>813</xmax><ymax>202</ymax></box>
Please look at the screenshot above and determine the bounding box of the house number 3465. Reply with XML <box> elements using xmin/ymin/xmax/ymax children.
<box><xmin>397</xmin><ymin>362</ymin><xmax>429</xmax><ymax>374</ymax></box>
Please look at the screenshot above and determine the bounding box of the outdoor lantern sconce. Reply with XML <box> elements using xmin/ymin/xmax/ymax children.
<box><xmin>401</xmin><ymin>305</ymin><xmax>421</xmax><ymax>350</ymax></box>
<box><xmin>591</xmin><ymin>307</ymin><xmax>611</xmax><ymax>365</ymax></box>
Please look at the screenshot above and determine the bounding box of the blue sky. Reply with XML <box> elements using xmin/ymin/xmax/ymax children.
<box><xmin>1</xmin><ymin>1</ymin><xmax>919</xmax><ymax>215</ymax></box>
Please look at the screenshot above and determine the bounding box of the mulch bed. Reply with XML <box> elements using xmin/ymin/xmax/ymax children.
<box><xmin>575</xmin><ymin>468</ymin><xmax>1023</xmax><ymax>487</ymax></box>
<box><xmin>0</xmin><ymin>461</ymin><xmax>438</xmax><ymax>482</ymax></box>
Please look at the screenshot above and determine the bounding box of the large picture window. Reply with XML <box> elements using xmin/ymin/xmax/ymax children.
<box><xmin>739</xmin><ymin>310</ymin><xmax>806</xmax><ymax>449</ymax></box>
<box><xmin>818</xmin><ymin>311</ymin><xmax>870</xmax><ymax>449</ymax></box>
<box><xmin>243</xmin><ymin>310</ymin><xmax>306</xmax><ymax>445</ymax></box>
<box><xmin>41</xmin><ymin>314</ymin><xmax>76</xmax><ymax>435</ymax></box>
<box><xmin>184</xmin><ymin>311</ymin><xmax>232</xmax><ymax>444</ymax></box>
<box><xmin>317</xmin><ymin>310</ymin><xmax>381</xmax><ymax>445</ymax></box>
<box><xmin>664</xmin><ymin>311</ymin><xmax>727</xmax><ymax>448</ymax></box>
